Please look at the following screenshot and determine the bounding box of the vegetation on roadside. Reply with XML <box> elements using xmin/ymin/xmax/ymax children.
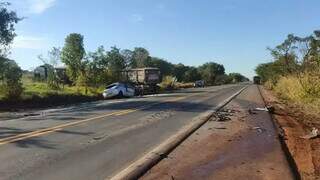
<box><xmin>256</xmin><ymin>30</ymin><xmax>320</xmax><ymax>116</ymax></box>
<box><xmin>0</xmin><ymin>2</ymin><xmax>23</xmax><ymax>100</ymax></box>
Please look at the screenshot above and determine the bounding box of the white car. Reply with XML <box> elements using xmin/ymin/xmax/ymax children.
<box><xmin>102</xmin><ymin>83</ymin><xmax>135</xmax><ymax>98</ymax></box>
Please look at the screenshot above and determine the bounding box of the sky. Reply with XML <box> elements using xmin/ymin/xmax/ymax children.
<box><xmin>6</xmin><ymin>0</ymin><xmax>320</xmax><ymax>78</ymax></box>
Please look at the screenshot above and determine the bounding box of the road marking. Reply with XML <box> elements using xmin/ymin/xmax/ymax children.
<box><xmin>0</xmin><ymin>95</ymin><xmax>190</xmax><ymax>146</ymax></box>
<box><xmin>0</xmin><ymin>128</ymin><xmax>63</xmax><ymax>146</ymax></box>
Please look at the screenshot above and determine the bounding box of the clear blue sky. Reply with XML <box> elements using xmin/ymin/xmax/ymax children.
<box><xmin>7</xmin><ymin>0</ymin><xmax>320</xmax><ymax>78</ymax></box>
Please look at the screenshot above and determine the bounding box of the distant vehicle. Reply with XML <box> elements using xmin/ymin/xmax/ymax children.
<box><xmin>102</xmin><ymin>82</ymin><xmax>135</xmax><ymax>98</ymax></box>
<box><xmin>253</xmin><ymin>76</ymin><xmax>261</xmax><ymax>84</ymax></box>
<box><xmin>34</xmin><ymin>64</ymin><xmax>53</xmax><ymax>80</ymax></box>
<box><xmin>194</xmin><ymin>80</ymin><xmax>205</xmax><ymax>88</ymax></box>
<box><xmin>121</xmin><ymin>67</ymin><xmax>161</xmax><ymax>94</ymax></box>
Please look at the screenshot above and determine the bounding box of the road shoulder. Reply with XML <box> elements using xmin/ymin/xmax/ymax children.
<box><xmin>260</xmin><ymin>86</ymin><xmax>320</xmax><ymax>180</ymax></box>
<box><xmin>141</xmin><ymin>85</ymin><xmax>294</xmax><ymax>180</ymax></box>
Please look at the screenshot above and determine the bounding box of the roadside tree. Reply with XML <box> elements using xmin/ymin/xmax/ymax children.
<box><xmin>0</xmin><ymin>2</ymin><xmax>21</xmax><ymax>56</ymax></box>
<box><xmin>132</xmin><ymin>47</ymin><xmax>151</xmax><ymax>68</ymax></box>
<box><xmin>107</xmin><ymin>46</ymin><xmax>126</xmax><ymax>82</ymax></box>
<box><xmin>198</xmin><ymin>62</ymin><xmax>225</xmax><ymax>85</ymax></box>
<box><xmin>61</xmin><ymin>33</ymin><xmax>85</xmax><ymax>83</ymax></box>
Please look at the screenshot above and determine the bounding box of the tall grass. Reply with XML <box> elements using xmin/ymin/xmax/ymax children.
<box><xmin>274</xmin><ymin>75</ymin><xmax>320</xmax><ymax>116</ymax></box>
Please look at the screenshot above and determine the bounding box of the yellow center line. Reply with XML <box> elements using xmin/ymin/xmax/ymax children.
<box><xmin>0</xmin><ymin>95</ymin><xmax>191</xmax><ymax>146</ymax></box>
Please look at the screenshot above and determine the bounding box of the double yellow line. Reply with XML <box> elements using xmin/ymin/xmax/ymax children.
<box><xmin>0</xmin><ymin>96</ymin><xmax>187</xmax><ymax>146</ymax></box>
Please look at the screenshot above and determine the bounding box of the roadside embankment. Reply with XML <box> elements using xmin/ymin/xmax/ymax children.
<box><xmin>260</xmin><ymin>86</ymin><xmax>320</xmax><ymax>180</ymax></box>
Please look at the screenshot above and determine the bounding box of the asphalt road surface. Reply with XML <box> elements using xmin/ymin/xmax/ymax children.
<box><xmin>0</xmin><ymin>84</ymin><xmax>247</xmax><ymax>180</ymax></box>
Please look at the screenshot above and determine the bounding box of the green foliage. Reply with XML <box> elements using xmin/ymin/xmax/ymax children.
<box><xmin>257</xmin><ymin>30</ymin><xmax>320</xmax><ymax>116</ymax></box>
<box><xmin>183</xmin><ymin>67</ymin><xmax>201</xmax><ymax>82</ymax></box>
<box><xmin>61</xmin><ymin>33</ymin><xmax>85</xmax><ymax>82</ymax></box>
<box><xmin>198</xmin><ymin>62</ymin><xmax>225</xmax><ymax>85</ymax></box>
<box><xmin>38</xmin><ymin>47</ymin><xmax>62</xmax><ymax>89</ymax></box>
<box><xmin>172</xmin><ymin>63</ymin><xmax>189</xmax><ymax>82</ymax></box>
<box><xmin>149</xmin><ymin>57</ymin><xmax>174</xmax><ymax>76</ymax></box>
<box><xmin>0</xmin><ymin>2</ymin><xmax>21</xmax><ymax>56</ymax></box>
<box><xmin>132</xmin><ymin>47</ymin><xmax>151</xmax><ymax>68</ymax></box>
<box><xmin>0</xmin><ymin>57</ymin><xmax>23</xmax><ymax>99</ymax></box>
<box><xmin>85</xmin><ymin>46</ymin><xmax>109</xmax><ymax>86</ymax></box>
<box><xmin>228</xmin><ymin>73</ymin><xmax>248</xmax><ymax>83</ymax></box>
<box><xmin>121</xmin><ymin>49</ymin><xmax>134</xmax><ymax>69</ymax></box>
<box><xmin>107</xmin><ymin>46</ymin><xmax>126</xmax><ymax>82</ymax></box>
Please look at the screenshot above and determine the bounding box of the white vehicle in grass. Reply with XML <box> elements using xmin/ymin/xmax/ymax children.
<box><xmin>102</xmin><ymin>82</ymin><xmax>135</xmax><ymax>98</ymax></box>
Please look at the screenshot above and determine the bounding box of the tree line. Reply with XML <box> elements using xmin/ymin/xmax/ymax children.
<box><xmin>256</xmin><ymin>30</ymin><xmax>320</xmax><ymax>97</ymax></box>
<box><xmin>56</xmin><ymin>33</ymin><xmax>248</xmax><ymax>90</ymax></box>
<box><xmin>0</xmin><ymin>2</ymin><xmax>248</xmax><ymax>99</ymax></box>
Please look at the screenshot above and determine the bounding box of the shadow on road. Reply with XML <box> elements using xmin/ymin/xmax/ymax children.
<box><xmin>0</xmin><ymin>127</ymin><xmax>94</xmax><ymax>149</ymax></box>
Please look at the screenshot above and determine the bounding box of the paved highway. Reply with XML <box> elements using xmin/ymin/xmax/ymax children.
<box><xmin>0</xmin><ymin>84</ymin><xmax>246</xmax><ymax>180</ymax></box>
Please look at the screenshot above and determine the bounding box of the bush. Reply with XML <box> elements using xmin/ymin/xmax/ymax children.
<box><xmin>0</xmin><ymin>58</ymin><xmax>23</xmax><ymax>99</ymax></box>
<box><xmin>274</xmin><ymin>75</ymin><xmax>320</xmax><ymax>116</ymax></box>
<box><xmin>274</xmin><ymin>76</ymin><xmax>305</xmax><ymax>102</ymax></box>
<box><xmin>160</xmin><ymin>76</ymin><xmax>177</xmax><ymax>90</ymax></box>
<box><xmin>275</xmin><ymin>74</ymin><xmax>320</xmax><ymax>102</ymax></box>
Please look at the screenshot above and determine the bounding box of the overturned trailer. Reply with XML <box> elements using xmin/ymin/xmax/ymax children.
<box><xmin>121</xmin><ymin>68</ymin><xmax>161</xmax><ymax>94</ymax></box>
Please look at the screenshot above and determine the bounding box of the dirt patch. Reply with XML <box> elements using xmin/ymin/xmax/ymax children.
<box><xmin>260</xmin><ymin>86</ymin><xmax>320</xmax><ymax>180</ymax></box>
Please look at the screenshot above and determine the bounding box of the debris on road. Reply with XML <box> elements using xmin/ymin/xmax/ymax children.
<box><xmin>251</xmin><ymin>126</ymin><xmax>265</xmax><ymax>133</ymax></box>
<box><xmin>212</xmin><ymin>108</ymin><xmax>236</xmax><ymax>121</ymax></box>
<box><xmin>248</xmin><ymin>109</ymin><xmax>257</xmax><ymax>114</ymax></box>
<box><xmin>300</xmin><ymin>127</ymin><xmax>319</xmax><ymax>139</ymax></box>
<box><xmin>254</xmin><ymin>107</ymin><xmax>269</xmax><ymax>112</ymax></box>
<box><xmin>249</xmin><ymin>106</ymin><xmax>275</xmax><ymax>114</ymax></box>
<box><xmin>214</xmin><ymin>127</ymin><xmax>227</xmax><ymax>130</ymax></box>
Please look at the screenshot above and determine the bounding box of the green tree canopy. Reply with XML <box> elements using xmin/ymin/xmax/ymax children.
<box><xmin>183</xmin><ymin>67</ymin><xmax>201</xmax><ymax>82</ymax></box>
<box><xmin>198</xmin><ymin>62</ymin><xmax>225</xmax><ymax>85</ymax></box>
<box><xmin>0</xmin><ymin>57</ymin><xmax>23</xmax><ymax>98</ymax></box>
<box><xmin>173</xmin><ymin>63</ymin><xmax>190</xmax><ymax>82</ymax></box>
<box><xmin>0</xmin><ymin>2</ymin><xmax>21</xmax><ymax>56</ymax></box>
<box><xmin>61</xmin><ymin>33</ymin><xmax>85</xmax><ymax>82</ymax></box>
<box><xmin>121</xmin><ymin>49</ymin><xmax>134</xmax><ymax>69</ymax></box>
<box><xmin>107</xmin><ymin>46</ymin><xmax>126</xmax><ymax>82</ymax></box>
<box><xmin>132</xmin><ymin>47</ymin><xmax>151</xmax><ymax>68</ymax></box>
<box><xmin>228</xmin><ymin>73</ymin><xmax>248</xmax><ymax>83</ymax></box>
<box><xmin>149</xmin><ymin>57</ymin><xmax>174</xmax><ymax>77</ymax></box>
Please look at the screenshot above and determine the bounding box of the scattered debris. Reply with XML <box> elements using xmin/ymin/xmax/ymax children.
<box><xmin>213</xmin><ymin>112</ymin><xmax>231</xmax><ymax>121</ymax></box>
<box><xmin>249</xmin><ymin>106</ymin><xmax>275</xmax><ymax>114</ymax></box>
<box><xmin>93</xmin><ymin>136</ymin><xmax>104</xmax><ymax>140</ymax></box>
<box><xmin>254</xmin><ymin>107</ymin><xmax>269</xmax><ymax>112</ymax></box>
<box><xmin>300</xmin><ymin>127</ymin><xmax>319</xmax><ymax>139</ymax></box>
<box><xmin>93</xmin><ymin>133</ymin><xmax>108</xmax><ymax>140</ymax></box>
<box><xmin>251</xmin><ymin>126</ymin><xmax>265</xmax><ymax>133</ymax></box>
<box><xmin>214</xmin><ymin>127</ymin><xmax>227</xmax><ymax>130</ymax></box>
<box><xmin>266</xmin><ymin>105</ymin><xmax>275</xmax><ymax>113</ymax></box>
<box><xmin>248</xmin><ymin>109</ymin><xmax>257</xmax><ymax>114</ymax></box>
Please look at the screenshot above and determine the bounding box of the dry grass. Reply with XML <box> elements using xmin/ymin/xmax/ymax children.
<box><xmin>274</xmin><ymin>75</ymin><xmax>320</xmax><ymax>118</ymax></box>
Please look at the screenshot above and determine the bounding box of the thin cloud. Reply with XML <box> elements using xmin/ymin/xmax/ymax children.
<box><xmin>156</xmin><ymin>3</ymin><xmax>165</xmax><ymax>10</ymax></box>
<box><xmin>12</xmin><ymin>35</ymin><xmax>48</xmax><ymax>50</ymax></box>
<box><xmin>28</xmin><ymin>0</ymin><xmax>56</xmax><ymax>14</ymax></box>
<box><xmin>130</xmin><ymin>14</ymin><xmax>144</xmax><ymax>23</ymax></box>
